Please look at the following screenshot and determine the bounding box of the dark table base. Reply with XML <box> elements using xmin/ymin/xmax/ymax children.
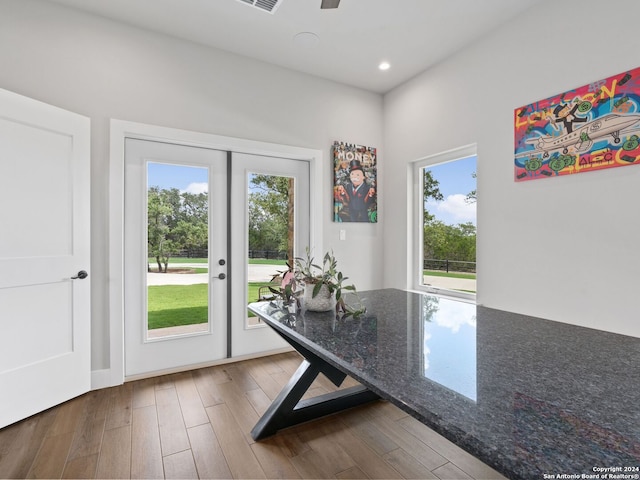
<box><xmin>250</xmin><ymin>327</ymin><xmax>379</xmax><ymax>441</ymax></box>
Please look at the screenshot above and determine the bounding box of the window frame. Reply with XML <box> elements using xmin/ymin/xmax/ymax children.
<box><xmin>410</xmin><ymin>144</ymin><xmax>477</xmax><ymax>301</ymax></box>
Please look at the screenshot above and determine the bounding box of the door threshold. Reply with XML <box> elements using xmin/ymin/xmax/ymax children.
<box><xmin>124</xmin><ymin>346</ymin><xmax>295</xmax><ymax>382</ymax></box>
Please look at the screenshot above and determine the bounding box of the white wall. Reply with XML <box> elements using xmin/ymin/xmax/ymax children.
<box><xmin>383</xmin><ymin>0</ymin><xmax>640</xmax><ymax>337</ymax></box>
<box><xmin>4</xmin><ymin>0</ymin><xmax>639</xmax><ymax>379</ymax></box>
<box><xmin>0</xmin><ymin>0</ymin><xmax>384</xmax><ymax>372</ymax></box>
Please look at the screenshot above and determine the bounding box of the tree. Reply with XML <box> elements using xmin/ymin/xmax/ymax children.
<box><xmin>423</xmin><ymin>220</ymin><xmax>476</xmax><ymax>264</ymax></box>
<box><xmin>465</xmin><ymin>172</ymin><xmax>477</xmax><ymax>204</ymax></box>
<box><xmin>421</xmin><ymin>168</ymin><xmax>476</xmax><ymax>267</ymax></box>
<box><xmin>179</xmin><ymin>192</ymin><xmax>208</xmax><ymax>224</ymax></box>
<box><xmin>147</xmin><ymin>187</ymin><xmax>209</xmax><ymax>272</ymax></box>
<box><xmin>172</xmin><ymin>191</ymin><xmax>208</xmax><ymax>256</ymax></box>
<box><xmin>172</xmin><ymin>220</ymin><xmax>207</xmax><ymax>256</ymax></box>
<box><xmin>423</xmin><ymin>169</ymin><xmax>444</xmax><ymax>223</ymax></box>
<box><xmin>148</xmin><ymin>187</ymin><xmax>176</xmax><ymax>272</ymax></box>
<box><xmin>248</xmin><ymin>174</ymin><xmax>294</xmax><ymax>260</ymax></box>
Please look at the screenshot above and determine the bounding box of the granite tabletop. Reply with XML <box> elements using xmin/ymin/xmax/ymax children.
<box><xmin>248</xmin><ymin>288</ymin><xmax>640</xmax><ymax>480</ymax></box>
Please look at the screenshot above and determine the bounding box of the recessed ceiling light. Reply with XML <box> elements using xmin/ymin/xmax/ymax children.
<box><xmin>378</xmin><ymin>61</ymin><xmax>391</xmax><ymax>71</ymax></box>
<box><xmin>293</xmin><ymin>32</ymin><xmax>320</xmax><ymax>49</ymax></box>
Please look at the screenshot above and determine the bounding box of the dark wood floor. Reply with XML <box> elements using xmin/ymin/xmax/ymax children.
<box><xmin>0</xmin><ymin>352</ymin><xmax>505</xmax><ymax>479</ymax></box>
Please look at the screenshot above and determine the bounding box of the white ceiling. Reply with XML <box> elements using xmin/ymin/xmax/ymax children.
<box><xmin>46</xmin><ymin>0</ymin><xmax>542</xmax><ymax>94</ymax></box>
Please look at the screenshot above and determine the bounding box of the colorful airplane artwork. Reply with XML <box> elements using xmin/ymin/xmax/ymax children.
<box><xmin>523</xmin><ymin>113</ymin><xmax>640</xmax><ymax>158</ymax></box>
<box><xmin>514</xmin><ymin>67</ymin><xmax>640</xmax><ymax>181</ymax></box>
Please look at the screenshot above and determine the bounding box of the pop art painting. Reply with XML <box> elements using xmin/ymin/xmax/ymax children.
<box><xmin>333</xmin><ymin>141</ymin><xmax>377</xmax><ymax>222</ymax></box>
<box><xmin>514</xmin><ymin>67</ymin><xmax>640</xmax><ymax>181</ymax></box>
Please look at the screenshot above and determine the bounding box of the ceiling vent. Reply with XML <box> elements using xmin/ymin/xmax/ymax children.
<box><xmin>236</xmin><ymin>0</ymin><xmax>283</xmax><ymax>14</ymax></box>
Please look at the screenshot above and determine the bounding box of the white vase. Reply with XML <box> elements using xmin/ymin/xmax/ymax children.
<box><xmin>303</xmin><ymin>283</ymin><xmax>336</xmax><ymax>312</ymax></box>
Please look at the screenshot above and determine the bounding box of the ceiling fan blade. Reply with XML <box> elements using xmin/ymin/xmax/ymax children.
<box><xmin>321</xmin><ymin>0</ymin><xmax>340</xmax><ymax>9</ymax></box>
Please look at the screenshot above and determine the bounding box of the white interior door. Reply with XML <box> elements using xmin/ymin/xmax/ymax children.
<box><xmin>230</xmin><ymin>152</ymin><xmax>310</xmax><ymax>357</ymax></box>
<box><xmin>0</xmin><ymin>88</ymin><xmax>91</xmax><ymax>428</ymax></box>
<box><xmin>124</xmin><ymin>139</ymin><xmax>227</xmax><ymax>377</ymax></box>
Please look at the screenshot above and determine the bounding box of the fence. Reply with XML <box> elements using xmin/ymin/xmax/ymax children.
<box><xmin>172</xmin><ymin>249</ymin><xmax>287</xmax><ymax>260</ymax></box>
<box><xmin>423</xmin><ymin>258</ymin><xmax>476</xmax><ymax>273</ymax></box>
<box><xmin>248</xmin><ymin>250</ymin><xmax>288</xmax><ymax>260</ymax></box>
<box><xmin>173</xmin><ymin>249</ymin><xmax>208</xmax><ymax>258</ymax></box>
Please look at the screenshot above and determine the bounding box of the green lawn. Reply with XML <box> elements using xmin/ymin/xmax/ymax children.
<box><xmin>148</xmin><ymin>257</ymin><xmax>207</xmax><ymax>265</ymax></box>
<box><xmin>247</xmin><ymin>282</ymin><xmax>268</xmax><ymax>302</ymax></box>
<box><xmin>147</xmin><ymin>256</ymin><xmax>284</xmax><ymax>329</ymax></box>
<box><xmin>147</xmin><ymin>284</ymin><xmax>208</xmax><ymax>329</ymax></box>
<box><xmin>247</xmin><ymin>258</ymin><xmax>288</xmax><ymax>266</ymax></box>
<box><xmin>423</xmin><ymin>270</ymin><xmax>476</xmax><ymax>280</ymax></box>
<box><xmin>148</xmin><ymin>266</ymin><xmax>208</xmax><ymax>274</ymax></box>
<box><xmin>148</xmin><ymin>257</ymin><xmax>287</xmax><ymax>266</ymax></box>
<box><xmin>148</xmin><ymin>269</ymin><xmax>477</xmax><ymax>329</ymax></box>
<box><xmin>147</xmin><ymin>282</ymin><xmax>275</xmax><ymax>329</ymax></box>
<box><xmin>148</xmin><ymin>268</ymin><xmax>475</xmax><ymax>329</ymax></box>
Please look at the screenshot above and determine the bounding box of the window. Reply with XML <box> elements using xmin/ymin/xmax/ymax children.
<box><xmin>146</xmin><ymin>162</ymin><xmax>210</xmax><ymax>340</ymax></box>
<box><xmin>413</xmin><ymin>145</ymin><xmax>477</xmax><ymax>299</ymax></box>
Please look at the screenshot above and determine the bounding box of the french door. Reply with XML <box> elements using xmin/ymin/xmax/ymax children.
<box><xmin>124</xmin><ymin>139</ymin><xmax>309</xmax><ymax>377</ymax></box>
<box><xmin>230</xmin><ymin>152</ymin><xmax>310</xmax><ymax>357</ymax></box>
<box><xmin>125</xmin><ymin>139</ymin><xmax>227</xmax><ymax>376</ymax></box>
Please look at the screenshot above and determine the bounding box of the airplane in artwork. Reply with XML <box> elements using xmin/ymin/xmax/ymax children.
<box><xmin>522</xmin><ymin>113</ymin><xmax>640</xmax><ymax>158</ymax></box>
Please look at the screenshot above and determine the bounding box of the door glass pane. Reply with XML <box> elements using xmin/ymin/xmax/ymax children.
<box><xmin>421</xmin><ymin>156</ymin><xmax>477</xmax><ymax>294</ymax></box>
<box><xmin>146</xmin><ymin>162</ymin><xmax>209</xmax><ymax>339</ymax></box>
<box><xmin>246</xmin><ymin>173</ymin><xmax>295</xmax><ymax>327</ymax></box>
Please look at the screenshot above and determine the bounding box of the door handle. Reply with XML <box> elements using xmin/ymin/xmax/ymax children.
<box><xmin>217</xmin><ymin>273</ymin><xmax>226</xmax><ymax>280</ymax></box>
<box><xmin>71</xmin><ymin>270</ymin><xmax>88</xmax><ymax>280</ymax></box>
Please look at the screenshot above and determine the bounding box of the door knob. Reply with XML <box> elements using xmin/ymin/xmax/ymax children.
<box><xmin>217</xmin><ymin>273</ymin><xmax>226</xmax><ymax>280</ymax></box>
<box><xmin>71</xmin><ymin>270</ymin><xmax>88</xmax><ymax>280</ymax></box>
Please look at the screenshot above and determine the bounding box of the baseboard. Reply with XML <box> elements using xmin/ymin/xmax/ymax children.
<box><xmin>123</xmin><ymin>346</ymin><xmax>295</xmax><ymax>383</ymax></box>
<box><xmin>90</xmin><ymin>347</ymin><xmax>296</xmax><ymax>388</ymax></box>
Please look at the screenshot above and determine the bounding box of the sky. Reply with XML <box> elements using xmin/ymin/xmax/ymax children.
<box><xmin>148</xmin><ymin>162</ymin><xmax>208</xmax><ymax>193</ymax></box>
<box><xmin>148</xmin><ymin>163</ymin><xmax>262</xmax><ymax>194</ymax></box>
<box><xmin>147</xmin><ymin>158</ymin><xmax>478</xmax><ymax>226</ymax></box>
<box><xmin>423</xmin><ymin>297</ymin><xmax>477</xmax><ymax>401</ymax></box>
<box><xmin>424</xmin><ymin>155</ymin><xmax>477</xmax><ymax>226</ymax></box>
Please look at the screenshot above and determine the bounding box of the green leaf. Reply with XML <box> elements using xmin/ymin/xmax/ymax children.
<box><xmin>312</xmin><ymin>281</ymin><xmax>323</xmax><ymax>298</ymax></box>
